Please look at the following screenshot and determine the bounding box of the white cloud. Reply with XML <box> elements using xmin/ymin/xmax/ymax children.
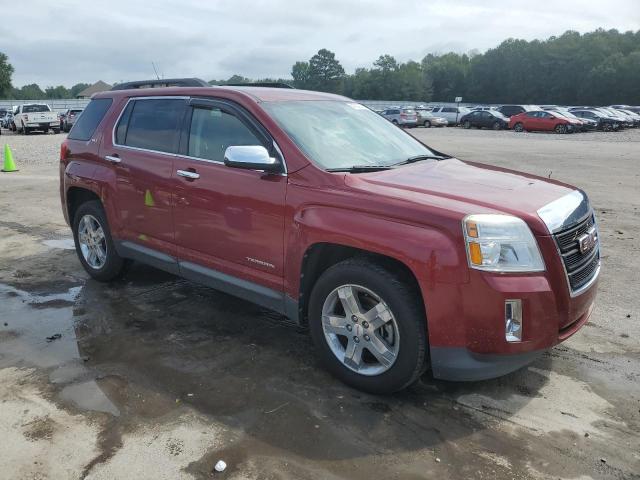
<box><xmin>1</xmin><ymin>0</ymin><xmax>638</xmax><ymax>87</ymax></box>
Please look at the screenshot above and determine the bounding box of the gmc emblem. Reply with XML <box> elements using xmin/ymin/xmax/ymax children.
<box><xmin>578</xmin><ymin>227</ymin><xmax>598</xmax><ymax>254</ymax></box>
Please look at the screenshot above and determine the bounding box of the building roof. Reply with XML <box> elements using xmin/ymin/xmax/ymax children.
<box><xmin>76</xmin><ymin>81</ymin><xmax>112</xmax><ymax>98</ymax></box>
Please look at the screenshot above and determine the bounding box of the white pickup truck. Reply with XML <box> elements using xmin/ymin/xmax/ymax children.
<box><xmin>12</xmin><ymin>103</ymin><xmax>60</xmax><ymax>134</ymax></box>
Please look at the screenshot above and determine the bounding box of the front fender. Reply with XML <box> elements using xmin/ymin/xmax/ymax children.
<box><xmin>285</xmin><ymin>205</ymin><xmax>469</xmax><ymax>344</ymax></box>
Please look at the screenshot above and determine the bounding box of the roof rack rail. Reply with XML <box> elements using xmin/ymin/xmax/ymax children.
<box><xmin>111</xmin><ymin>78</ymin><xmax>209</xmax><ymax>90</ymax></box>
<box><xmin>224</xmin><ymin>82</ymin><xmax>295</xmax><ymax>89</ymax></box>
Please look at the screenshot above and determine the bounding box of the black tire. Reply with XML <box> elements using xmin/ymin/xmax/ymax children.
<box><xmin>308</xmin><ymin>258</ymin><xmax>427</xmax><ymax>394</ymax></box>
<box><xmin>514</xmin><ymin>122</ymin><xmax>524</xmax><ymax>132</ymax></box>
<box><xmin>392</xmin><ymin>119</ymin><xmax>398</xmax><ymax>125</ymax></box>
<box><xmin>53</xmin><ymin>129</ymin><xmax>61</xmax><ymax>134</ymax></box>
<box><xmin>423</xmin><ymin>120</ymin><xmax>431</xmax><ymax>128</ymax></box>
<box><xmin>603</xmin><ymin>123</ymin><xmax>612</xmax><ymax>132</ymax></box>
<box><xmin>463</xmin><ymin>120</ymin><xmax>471</xmax><ymax>129</ymax></box>
<box><xmin>22</xmin><ymin>122</ymin><xmax>29</xmax><ymax>135</ymax></box>
<box><xmin>492</xmin><ymin>121</ymin><xmax>502</xmax><ymax>130</ymax></box>
<box><xmin>72</xmin><ymin>200</ymin><xmax>127</xmax><ymax>282</ymax></box>
<box><xmin>555</xmin><ymin>124</ymin><xmax>567</xmax><ymax>134</ymax></box>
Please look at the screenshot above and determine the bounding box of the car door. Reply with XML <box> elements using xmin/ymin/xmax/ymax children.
<box><xmin>538</xmin><ymin>112</ymin><xmax>555</xmax><ymax>131</ymax></box>
<box><xmin>523</xmin><ymin>111</ymin><xmax>539</xmax><ymax>130</ymax></box>
<box><xmin>172</xmin><ymin>98</ymin><xmax>287</xmax><ymax>294</ymax></box>
<box><xmin>480</xmin><ymin>111</ymin><xmax>492</xmax><ymax>128</ymax></box>
<box><xmin>102</xmin><ymin>96</ymin><xmax>187</xmax><ymax>263</ymax></box>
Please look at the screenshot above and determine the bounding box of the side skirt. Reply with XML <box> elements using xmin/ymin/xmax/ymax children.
<box><xmin>114</xmin><ymin>240</ymin><xmax>300</xmax><ymax>322</ymax></box>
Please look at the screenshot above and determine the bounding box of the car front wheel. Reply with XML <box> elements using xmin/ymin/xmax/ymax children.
<box><xmin>513</xmin><ymin>122</ymin><xmax>524</xmax><ymax>132</ymax></box>
<box><xmin>309</xmin><ymin>259</ymin><xmax>427</xmax><ymax>394</ymax></box>
<box><xmin>492</xmin><ymin>121</ymin><xmax>502</xmax><ymax>130</ymax></box>
<box><xmin>555</xmin><ymin>124</ymin><xmax>567</xmax><ymax>134</ymax></box>
<box><xmin>423</xmin><ymin>120</ymin><xmax>431</xmax><ymax>128</ymax></box>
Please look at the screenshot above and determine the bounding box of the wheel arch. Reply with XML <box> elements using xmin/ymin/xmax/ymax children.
<box><xmin>66</xmin><ymin>186</ymin><xmax>102</xmax><ymax>225</ymax></box>
<box><xmin>296</xmin><ymin>242</ymin><xmax>425</xmax><ymax>327</ymax></box>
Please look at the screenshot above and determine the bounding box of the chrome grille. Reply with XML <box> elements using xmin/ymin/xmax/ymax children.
<box><xmin>553</xmin><ymin>214</ymin><xmax>600</xmax><ymax>292</ymax></box>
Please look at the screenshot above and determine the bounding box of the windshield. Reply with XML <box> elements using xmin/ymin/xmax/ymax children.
<box><xmin>23</xmin><ymin>104</ymin><xmax>51</xmax><ymax>113</ymax></box>
<box><xmin>262</xmin><ymin>100</ymin><xmax>437</xmax><ymax>170</ymax></box>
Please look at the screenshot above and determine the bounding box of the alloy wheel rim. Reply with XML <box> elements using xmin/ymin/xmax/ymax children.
<box><xmin>321</xmin><ymin>284</ymin><xmax>400</xmax><ymax>376</ymax></box>
<box><xmin>78</xmin><ymin>214</ymin><xmax>107</xmax><ymax>269</ymax></box>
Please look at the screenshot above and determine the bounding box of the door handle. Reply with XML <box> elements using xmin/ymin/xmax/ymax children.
<box><xmin>177</xmin><ymin>169</ymin><xmax>200</xmax><ymax>180</ymax></box>
<box><xmin>105</xmin><ymin>155</ymin><xmax>121</xmax><ymax>164</ymax></box>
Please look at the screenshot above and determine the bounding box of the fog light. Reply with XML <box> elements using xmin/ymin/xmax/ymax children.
<box><xmin>505</xmin><ymin>299</ymin><xmax>522</xmax><ymax>342</ymax></box>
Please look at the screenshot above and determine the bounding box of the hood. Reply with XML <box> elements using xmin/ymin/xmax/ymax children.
<box><xmin>344</xmin><ymin>158</ymin><xmax>577</xmax><ymax>235</ymax></box>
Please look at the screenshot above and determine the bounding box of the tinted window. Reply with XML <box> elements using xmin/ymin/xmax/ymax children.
<box><xmin>123</xmin><ymin>99</ymin><xmax>185</xmax><ymax>153</ymax></box>
<box><xmin>23</xmin><ymin>104</ymin><xmax>51</xmax><ymax>113</ymax></box>
<box><xmin>442</xmin><ymin>107</ymin><xmax>456</xmax><ymax>113</ymax></box>
<box><xmin>526</xmin><ymin>111</ymin><xmax>538</xmax><ymax>118</ymax></box>
<box><xmin>188</xmin><ymin>107</ymin><xmax>262</xmax><ymax>162</ymax></box>
<box><xmin>68</xmin><ymin>98</ymin><xmax>113</xmax><ymax>141</ymax></box>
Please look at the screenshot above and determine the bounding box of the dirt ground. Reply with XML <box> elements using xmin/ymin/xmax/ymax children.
<box><xmin>0</xmin><ymin>126</ymin><xmax>638</xmax><ymax>480</ymax></box>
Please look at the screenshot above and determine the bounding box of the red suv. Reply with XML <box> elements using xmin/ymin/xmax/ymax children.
<box><xmin>60</xmin><ymin>81</ymin><xmax>600</xmax><ymax>393</ymax></box>
<box><xmin>509</xmin><ymin>110</ymin><xmax>576</xmax><ymax>134</ymax></box>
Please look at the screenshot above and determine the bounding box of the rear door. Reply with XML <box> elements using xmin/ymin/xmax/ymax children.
<box><xmin>172</xmin><ymin>98</ymin><xmax>287</xmax><ymax>293</ymax></box>
<box><xmin>101</xmin><ymin>96</ymin><xmax>187</xmax><ymax>259</ymax></box>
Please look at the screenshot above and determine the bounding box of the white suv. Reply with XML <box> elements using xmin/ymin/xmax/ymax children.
<box><xmin>429</xmin><ymin>106</ymin><xmax>471</xmax><ymax>125</ymax></box>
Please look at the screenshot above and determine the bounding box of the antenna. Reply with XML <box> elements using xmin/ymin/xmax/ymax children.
<box><xmin>151</xmin><ymin>62</ymin><xmax>160</xmax><ymax>80</ymax></box>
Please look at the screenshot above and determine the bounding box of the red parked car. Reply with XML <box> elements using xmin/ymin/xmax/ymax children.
<box><xmin>60</xmin><ymin>80</ymin><xmax>600</xmax><ymax>393</ymax></box>
<box><xmin>509</xmin><ymin>110</ymin><xmax>576</xmax><ymax>134</ymax></box>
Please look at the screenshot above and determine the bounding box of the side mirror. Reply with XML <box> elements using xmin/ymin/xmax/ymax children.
<box><xmin>223</xmin><ymin>145</ymin><xmax>280</xmax><ymax>173</ymax></box>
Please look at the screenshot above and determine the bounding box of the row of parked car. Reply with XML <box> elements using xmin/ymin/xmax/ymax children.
<box><xmin>376</xmin><ymin>103</ymin><xmax>640</xmax><ymax>134</ymax></box>
<box><xmin>0</xmin><ymin>104</ymin><xmax>84</xmax><ymax>134</ymax></box>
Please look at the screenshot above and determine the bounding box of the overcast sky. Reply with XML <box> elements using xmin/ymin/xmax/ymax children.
<box><xmin>2</xmin><ymin>0</ymin><xmax>638</xmax><ymax>87</ymax></box>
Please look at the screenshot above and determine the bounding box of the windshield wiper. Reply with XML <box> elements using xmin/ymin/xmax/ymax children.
<box><xmin>393</xmin><ymin>154</ymin><xmax>448</xmax><ymax>166</ymax></box>
<box><xmin>326</xmin><ymin>165</ymin><xmax>394</xmax><ymax>173</ymax></box>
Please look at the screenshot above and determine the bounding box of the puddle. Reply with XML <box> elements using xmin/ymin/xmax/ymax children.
<box><xmin>42</xmin><ymin>238</ymin><xmax>75</xmax><ymax>250</ymax></box>
<box><xmin>0</xmin><ymin>282</ymin><xmax>118</xmax><ymax>417</ymax></box>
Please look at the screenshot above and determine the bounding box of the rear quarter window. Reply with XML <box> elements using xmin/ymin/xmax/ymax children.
<box><xmin>68</xmin><ymin>98</ymin><xmax>113</xmax><ymax>141</ymax></box>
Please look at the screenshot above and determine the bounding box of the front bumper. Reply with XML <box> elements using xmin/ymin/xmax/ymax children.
<box><xmin>431</xmin><ymin>298</ymin><xmax>594</xmax><ymax>380</ymax></box>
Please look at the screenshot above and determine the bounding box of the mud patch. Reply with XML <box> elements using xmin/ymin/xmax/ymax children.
<box><xmin>22</xmin><ymin>415</ymin><xmax>56</xmax><ymax>442</ymax></box>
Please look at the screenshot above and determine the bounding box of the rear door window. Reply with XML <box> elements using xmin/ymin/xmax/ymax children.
<box><xmin>68</xmin><ymin>98</ymin><xmax>113</xmax><ymax>141</ymax></box>
<box><xmin>187</xmin><ymin>107</ymin><xmax>263</xmax><ymax>162</ymax></box>
<box><xmin>118</xmin><ymin>98</ymin><xmax>186</xmax><ymax>153</ymax></box>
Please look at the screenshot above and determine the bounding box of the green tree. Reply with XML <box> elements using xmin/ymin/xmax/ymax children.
<box><xmin>45</xmin><ymin>85</ymin><xmax>70</xmax><ymax>99</ymax></box>
<box><xmin>70</xmin><ymin>83</ymin><xmax>90</xmax><ymax>98</ymax></box>
<box><xmin>12</xmin><ymin>83</ymin><xmax>46</xmax><ymax>99</ymax></box>
<box><xmin>0</xmin><ymin>52</ymin><xmax>13</xmax><ymax>97</ymax></box>
<box><xmin>307</xmin><ymin>49</ymin><xmax>345</xmax><ymax>92</ymax></box>
<box><xmin>291</xmin><ymin>61</ymin><xmax>311</xmax><ymax>89</ymax></box>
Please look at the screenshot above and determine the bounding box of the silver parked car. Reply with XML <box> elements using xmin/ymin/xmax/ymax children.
<box><xmin>61</xmin><ymin>108</ymin><xmax>84</xmax><ymax>132</ymax></box>
<box><xmin>429</xmin><ymin>105</ymin><xmax>472</xmax><ymax>125</ymax></box>
<box><xmin>415</xmin><ymin>108</ymin><xmax>448</xmax><ymax>127</ymax></box>
<box><xmin>380</xmin><ymin>107</ymin><xmax>418</xmax><ymax>127</ymax></box>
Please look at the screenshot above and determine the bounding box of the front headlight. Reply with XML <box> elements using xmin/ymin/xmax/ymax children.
<box><xmin>463</xmin><ymin>214</ymin><xmax>545</xmax><ymax>272</ymax></box>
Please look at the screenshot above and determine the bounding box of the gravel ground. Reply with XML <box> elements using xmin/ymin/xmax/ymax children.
<box><xmin>0</xmin><ymin>126</ymin><xmax>639</xmax><ymax>479</ymax></box>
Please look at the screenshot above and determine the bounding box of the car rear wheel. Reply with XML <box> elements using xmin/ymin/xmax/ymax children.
<box><xmin>603</xmin><ymin>123</ymin><xmax>612</xmax><ymax>132</ymax></box>
<box><xmin>555</xmin><ymin>124</ymin><xmax>567</xmax><ymax>134</ymax></box>
<box><xmin>514</xmin><ymin>122</ymin><xmax>524</xmax><ymax>132</ymax></box>
<box><xmin>463</xmin><ymin>120</ymin><xmax>471</xmax><ymax>129</ymax></box>
<box><xmin>72</xmin><ymin>200</ymin><xmax>127</xmax><ymax>282</ymax></box>
<box><xmin>309</xmin><ymin>258</ymin><xmax>427</xmax><ymax>394</ymax></box>
<box><xmin>423</xmin><ymin>120</ymin><xmax>431</xmax><ymax>128</ymax></box>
